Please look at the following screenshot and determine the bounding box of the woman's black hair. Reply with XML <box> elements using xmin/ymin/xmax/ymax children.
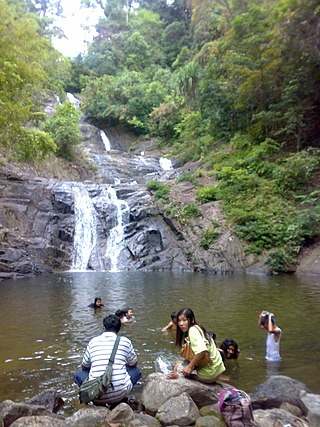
<box><xmin>260</xmin><ymin>312</ymin><xmax>275</xmax><ymax>326</ymax></box>
<box><xmin>219</xmin><ymin>338</ymin><xmax>240</xmax><ymax>360</ymax></box>
<box><xmin>175</xmin><ymin>308</ymin><xmax>211</xmax><ymax>346</ymax></box>
<box><xmin>171</xmin><ymin>311</ymin><xmax>178</xmax><ymax>321</ymax></box>
<box><xmin>94</xmin><ymin>297</ymin><xmax>102</xmax><ymax>307</ymax></box>
<box><xmin>115</xmin><ymin>309</ymin><xmax>125</xmax><ymax>318</ymax></box>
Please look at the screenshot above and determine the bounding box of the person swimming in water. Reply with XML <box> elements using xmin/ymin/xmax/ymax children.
<box><xmin>88</xmin><ymin>297</ymin><xmax>104</xmax><ymax>308</ymax></box>
<box><xmin>162</xmin><ymin>311</ymin><xmax>178</xmax><ymax>332</ymax></box>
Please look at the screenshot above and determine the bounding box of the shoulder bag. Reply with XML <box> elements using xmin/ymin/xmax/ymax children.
<box><xmin>79</xmin><ymin>335</ymin><xmax>120</xmax><ymax>404</ymax></box>
<box><xmin>180</xmin><ymin>325</ymin><xmax>211</xmax><ymax>366</ymax></box>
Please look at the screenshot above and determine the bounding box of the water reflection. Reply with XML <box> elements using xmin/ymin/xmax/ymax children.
<box><xmin>0</xmin><ymin>272</ymin><xmax>319</xmax><ymax>413</ymax></box>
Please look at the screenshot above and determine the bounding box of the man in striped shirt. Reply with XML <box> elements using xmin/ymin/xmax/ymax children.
<box><xmin>74</xmin><ymin>314</ymin><xmax>142</xmax><ymax>406</ymax></box>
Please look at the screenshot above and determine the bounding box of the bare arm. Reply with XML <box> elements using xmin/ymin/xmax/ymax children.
<box><xmin>268</xmin><ymin>313</ymin><xmax>281</xmax><ymax>341</ymax></box>
<box><xmin>162</xmin><ymin>321</ymin><xmax>173</xmax><ymax>332</ymax></box>
<box><xmin>257</xmin><ymin>310</ymin><xmax>267</xmax><ymax>329</ymax></box>
<box><xmin>183</xmin><ymin>351</ymin><xmax>208</xmax><ymax>376</ymax></box>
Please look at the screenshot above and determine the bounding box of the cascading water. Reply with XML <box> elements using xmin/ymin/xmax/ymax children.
<box><xmin>66</xmin><ymin>92</ymin><xmax>80</xmax><ymax>109</ymax></box>
<box><xmin>104</xmin><ymin>186</ymin><xmax>129</xmax><ymax>272</ymax></box>
<box><xmin>71</xmin><ymin>185</ymin><xmax>97</xmax><ymax>271</ymax></box>
<box><xmin>100</xmin><ymin>131</ymin><xmax>111</xmax><ymax>151</ymax></box>
<box><xmin>159</xmin><ymin>157</ymin><xmax>173</xmax><ymax>170</ymax></box>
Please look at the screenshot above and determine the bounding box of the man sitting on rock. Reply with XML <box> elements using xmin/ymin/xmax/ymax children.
<box><xmin>73</xmin><ymin>314</ymin><xmax>142</xmax><ymax>406</ymax></box>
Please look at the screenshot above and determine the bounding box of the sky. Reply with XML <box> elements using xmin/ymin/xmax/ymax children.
<box><xmin>52</xmin><ymin>0</ymin><xmax>104</xmax><ymax>57</ymax></box>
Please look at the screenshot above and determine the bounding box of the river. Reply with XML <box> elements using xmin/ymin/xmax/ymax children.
<box><xmin>0</xmin><ymin>271</ymin><xmax>319</xmax><ymax>414</ymax></box>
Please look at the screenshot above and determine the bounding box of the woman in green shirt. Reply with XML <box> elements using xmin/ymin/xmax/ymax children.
<box><xmin>175</xmin><ymin>308</ymin><xmax>225</xmax><ymax>383</ymax></box>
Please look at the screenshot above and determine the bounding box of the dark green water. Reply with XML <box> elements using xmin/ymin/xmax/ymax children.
<box><xmin>0</xmin><ymin>271</ymin><xmax>319</xmax><ymax>414</ymax></box>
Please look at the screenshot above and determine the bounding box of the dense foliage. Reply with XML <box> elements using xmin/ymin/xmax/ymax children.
<box><xmin>0</xmin><ymin>0</ymin><xmax>72</xmax><ymax>160</ymax></box>
<box><xmin>71</xmin><ymin>0</ymin><xmax>320</xmax><ymax>272</ymax></box>
<box><xmin>1</xmin><ymin>0</ymin><xmax>320</xmax><ymax>272</ymax></box>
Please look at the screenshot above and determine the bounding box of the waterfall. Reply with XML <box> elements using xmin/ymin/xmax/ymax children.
<box><xmin>66</xmin><ymin>92</ymin><xmax>80</xmax><ymax>109</ymax></box>
<box><xmin>100</xmin><ymin>131</ymin><xmax>111</xmax><ymax>151</ymax></box>
<box><xmin>159</xmin><ymin>157</ymin><xmax>173</xmax><ymax>170</ymax></box>
<box><xmin>104</xmin><ymin>187</ymin><xmax>129</xmax><ymax>272</ymax></box>
<box><xmin>71</xmin><ymin>185</ymin><xmax>97</xmax><ymax>271</ymax></box>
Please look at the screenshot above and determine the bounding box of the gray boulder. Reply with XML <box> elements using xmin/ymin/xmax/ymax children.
<box><xmin>26</xmin><ymin>389</ymin><xmax>64</xmax><ymax>414</ymax></box>
<box><xmin>10</xmin><ymin>415</ymin><xmax>65</xmax><ymax>427</ymax></box>
<box><xmin>253</xmin><ymin>408</ymin><xmax>308</xmax><ymax>427</ymax></box>
<box><xmin>250</xmin><ymin>375</ymin><xmax>311</xmax><ymax>411</ymax></box>
<box><xmin>300</xmin><ymin>390</ymin><xmax>320</xmax><ymax>427</ymax></box>
<box><xmin>156</xmin><ymin>392</ymin><xmax>200</xmax><ymax>426</ymax></box>
<box><xmin>65</xmin><ymin>406</ymin><xmax>110</xmax><ymax>427</ymax></box>
<box><xmin>0</xmin><ymin>400</ymin><xmax>54</xmax><ymax>427</ymax></box>
<box><xmin>140</xmin><ymin>373</ymin><xmax>224</xmax><ymax>415</ymax></box>
<box><xmin>105</xmin><ymin>402</ymin><xmax>135</xmax><ymax>424</ymax></box>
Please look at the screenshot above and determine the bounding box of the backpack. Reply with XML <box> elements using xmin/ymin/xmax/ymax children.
<box><xmin>79</xmin><ymin>336</ymin><xmax>120</xmax><ymax>404</ymax></box>
<box><xmin>219</xmin><ymin>387</ymin><xmax>254</xmax><ymax>427</ymax></box>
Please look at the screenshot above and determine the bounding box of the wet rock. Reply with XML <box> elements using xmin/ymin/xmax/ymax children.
<box><xmin>0</xmin><ymin>400</ymin><xmax>54</xmax><ymax>427</ymax></box>
<box><xmin>26</xmin><ymin>389</ymin><xmax>64</xmax><ymax>413</ymax></box>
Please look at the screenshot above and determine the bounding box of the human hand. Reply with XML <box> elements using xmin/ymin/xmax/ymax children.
<box><xmin>183</xmin><ymin>365</ymin><xmax>192</xmax><ymax>377</ymax></box>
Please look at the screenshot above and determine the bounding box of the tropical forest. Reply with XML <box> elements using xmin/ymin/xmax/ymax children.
<box><xmin>1</xmin><ymin>0</ymin><xmax>320</xmax><ymax>274</ymax></box>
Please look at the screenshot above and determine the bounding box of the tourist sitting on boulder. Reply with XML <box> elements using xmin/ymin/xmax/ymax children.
<box><xmin>88</xmin><ymin>297</ymin><xmax>104</xmax><ymax>308</ymax></box>
<box><xmin>162</xmin><ymin>311</ymin><xmax>178</xmax><ymax>332</ymax></box>
<box><xmin>174</xmin><ymin>308</ymin><xmax>225</xmax><ymax>383</ymax></box>
<box><xmin>73</xmin><ymin>314</ymin><xmax>142</xmax><ymax>406</ymax></box>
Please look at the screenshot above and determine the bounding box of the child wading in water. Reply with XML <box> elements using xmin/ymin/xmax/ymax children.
<box><xmin>257</xmin><ymin>310</ymin><xmax>282</xmax><ymax>361</ymax></box>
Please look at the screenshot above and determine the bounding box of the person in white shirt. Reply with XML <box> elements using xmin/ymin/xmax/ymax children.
<box><xmin>257</xmin><ymin>310</ymin><xmax>282</xmax><ymax>361</ymax></box>
<box><xmin>73</xmin><ymin>314</ymin><xmax>142</xmax><ymax>405</ymax></box>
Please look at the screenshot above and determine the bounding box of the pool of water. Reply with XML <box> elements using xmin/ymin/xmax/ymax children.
<box><xmin>0</xmin><ymin>271</ymin><xmax>319</xmax><ymax>414</ymax></box>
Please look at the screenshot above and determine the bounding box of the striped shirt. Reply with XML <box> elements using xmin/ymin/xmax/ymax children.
<box><xmin>82</xmin><ymin>332</ymin><xmax>137</xmax><ymax>403</ymax></box>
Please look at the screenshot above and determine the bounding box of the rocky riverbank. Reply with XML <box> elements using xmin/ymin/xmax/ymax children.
<box><xmin>1</xmin><ymin>374</ymin><xmax>319</xmax><ymax>427</ymax></box>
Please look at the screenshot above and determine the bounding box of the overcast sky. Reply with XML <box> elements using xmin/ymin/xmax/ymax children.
<box><xmin>52</xmin><ymin>0</ymin><xmax>104</xmax><ymax>57</ymax></box>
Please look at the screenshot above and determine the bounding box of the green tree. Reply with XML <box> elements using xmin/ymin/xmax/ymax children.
<box><xmin>0</xmin><ymin>0</ymin><xmax>69</xmax><ymax>158</ymax></box>
<box><xmin>42</xmin><ymin>102</ymin><xmax>82</xmax><ymax>160</ymax></box>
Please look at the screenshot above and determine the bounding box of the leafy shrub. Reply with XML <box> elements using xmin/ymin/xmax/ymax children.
<box><xmin>200</xmin><ymin>229</ymin><xmax>220</xmax><ymax>249</ymax></box>
<box><xmin>265</xmin><ymin>248</ymin><xmax>297</xmax><ymax>273</ymax></box>
<box><xmin>273</xmin><ymin>149</ymin><xmax>320</xmax><ymax>191</ymax></box>
<box><xmin>176</xmin><ymin>172</ymin><xmax>198</xmax><ymax>185</ymax></box>
<box><xmin>42</xmin><ymin>102</ymin><xmax>82</xmax><ymax>161</ymax></box>
<box><xmin>14</xmin><ymin>129</ymin><xmax>57</xmax><ymax>161</ymax></box>
<box><xmin>164</xmin><ymin>202</ymin><xmax>201</xmax><ymax>225</ymax></box>
<box><xmin>196</xmin><ymin>185</ymin><xmax>217</xmax><ymax>203</ymax></box>
<box><xmin>147</xmin><ymin>180</ymin><xmax>170</xmax><ymax>200</ymax></box>
<box><xmin>181</xmin><ymin>203</ymin><xmax>202</xmax><ymax>219</ymax></box>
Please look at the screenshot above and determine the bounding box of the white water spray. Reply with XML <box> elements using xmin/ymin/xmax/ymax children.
<box><xmin>71</xmin><ymin>185</ymin><xmax>97</xmax><ymax>271</ymax></box>
<box><xmin>100</xmin><ymin>131</ymin><xmax>111</xmax><ymax>151</ymax></box>
<box><xmin>66</xmin><ymin>92</ymin><xmax>80</xmax><ymax>109</ymax></box>
<box><xmin>159</xmin><ymin>157</ymin><xmax>173</xmax><ymax>170</ymax></box>
<box><xmin>104</xmin><ymin>187</ymin><xmax>129</xmax><ymax>272</ymax></box>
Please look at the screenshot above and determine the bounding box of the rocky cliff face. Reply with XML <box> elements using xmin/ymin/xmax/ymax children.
<box><xmin>0</xmin><ymin>121</ymin><xmax>250</xmax><ymax>281</ymax></box>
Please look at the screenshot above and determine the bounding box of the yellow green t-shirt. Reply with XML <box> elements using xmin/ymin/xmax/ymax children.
<box><xmin>189</xmin><ymin>325</ymin><xmax>226</xmax><ymax>380</ymax></box>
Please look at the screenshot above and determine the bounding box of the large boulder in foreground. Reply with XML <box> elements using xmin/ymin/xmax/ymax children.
<box><xmin>250</xmin><ymin>375</ymin><xmax>311</xmax><ymax>412</ymax></box>
<box><xmin>140</xmin><ymin>373</ymin><xmax>225</xmax><ymax>415</ymax></box>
